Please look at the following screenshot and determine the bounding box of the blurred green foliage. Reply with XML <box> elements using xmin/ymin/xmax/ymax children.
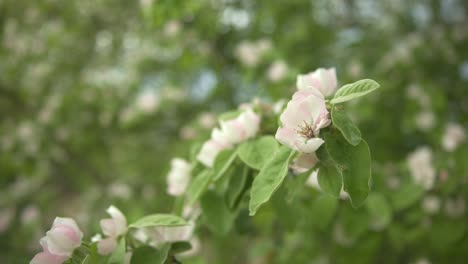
<box><xmin>0</xmin><ymin>0</ymin><xmax>467</xmax><ymax>263</ymax></box>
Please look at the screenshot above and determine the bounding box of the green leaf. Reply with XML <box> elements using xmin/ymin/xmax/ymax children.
<box><xmin>170</xmin><ymin>241</ymin><xmax>192</xmax><ymax>254</ymax></box>
<box><xmin>390</xmin><ymin>182</ymin><xmax>424</xmax><ymax>211</ymax></box>
<box><xmin>129</xmin><ymin>214</ymin><xmax>188</xmax><ymax>229</ymax></box>
<box><xmin>238</xmin><ymin>136</ymin><xmax>279</xmax><ymax>170</ymax></box>
<box><xmin>286</xmin><ymin>169</ymin><xmax>312</xmax><ymax>203</ymax></box>
<box><xmin>130</xmin><ymin>244</ymin><xmax>170</xmax><ymax>264</ymax></box>
<box><xmin>200</xmin><ymin>190</ymin><xmax>235</xmax><ymax>235</ymax></box>
<box><xmin>249</xmin><ymin>146</ymin><xmax>295</xmax><ymax>216</ymax></box>
<box><xmin>108</xmin><ymin>239</ymin><xmax>125</xmax><ymax>264</ymax></box>
<box><xmin>81</xmin><ymin>250</ymin><xmax>108</xmax><ymax>264</ymax></box>
<box><xmin>331</xmin><ymin>108</ymin><xmax>361</xmax><ymax>146</ymax></box>
<box><xmin>186</xmin><ymin>170</ymin><xmax>213</xmax><ymax>205</ymax></box>
<box><xmin>225</xmin><ymin>165</ymin><xmax>250</xmax><ymax>209</ymax></box>
<box><xmin>366</xmin><ymin>193</ymin><xmax>392</xmax><ymax>230</ymax></box>
<box><xmin>317</xmin><ymin>163</ymin><xmax>343</xmax><ymax>198</ymax></box>
<box><xmin>330</xmin><ymin>79</ymin><xmax>380</xmax><ymax>104</ymax></box>
<box><xmin>310</xmin><ymin>194</ymin><xmax>338</xmax><ymax>230</ymax></box>
<box><xmin>324</xmin><ymin>132</ymin><xmax>372</xmax><ymax>207</ymax></box>
<box><xmin>212</xmin><ymin>148</ymin><xmax>237</xmax><ymax>181</ymax></box>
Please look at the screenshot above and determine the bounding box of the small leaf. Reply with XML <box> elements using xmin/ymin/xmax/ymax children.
<box><xmin>249</xmin><ymin>146</ymin><xmax>295</xmax><ymax>216</ymax></box>
<box><xmin>129</xmin><ymin>214</ymin><xmax>188</xmax><ymax>229</ymax></box>
<box><xmin>366</xmin><ymin>193</ymin><xmax>392</xmax><ymax>230</ymax></box>
<box><xmin>170</xmin><ymin>241</ymin><xmax>192</xmax><ymax>254</ymax></box>
<box><xmin>225</xmin><ymin>165</ymin><xmax>250</xmax><ymax>209</ymax></box>
<box><xmin>186</xmin><ymin>170</ymin><xmax>213</xmax><ymax>205</ymax></box>
<box><xmin>324</xmin><ymin>131</ymin><xmax>372</xmax><ymax>207</ymax></box>
<box><xmin>130</xmin><ymin>244</ymin><xmax>170</xmax><ymax>264</ymax></box>
<box><xmin>317</xmin><ymin>163</ymin><xmax>343</xmax><ymax>198</ymax></box>
<box><xmin>310</xmin><ymin>194</ymin><xmax>338</xmax><ymax>230</ymax></box>
<box><xmin>212</xmin><ymin>148</ymin><xmax>237</xmax><ymax>181</ymax></box>
<box><xmin>108</xmin><ymin>239</ymin><xmax>125</xmax><ymax>264</ymax></box>
<box><xmin>331</xmin><ymin>108</ymin><xmax>361</xmax><ymax>146</ymax></box>
<box><xmin>331</xmin><ymin>79</ymin><xmax>380</xmax><ymax>104</ymax></box>
<box><xmin>390</xmin><ymin>182</ymin><xmax>424</xmax><ymax>211</ymax></box>
<box><xmin>238</xmin><ymin>136</ymin><xmax>279</xmax><ymax>170</ymax></box>
<box><xmin>286</xmin><ymin>169</ymin><xmax>313</xmax><ymax>203</ymax></box>
<box><xmin>200</xmin><ymin>190</ymin><xmax>236</xmax><ymax>235</ymax></box>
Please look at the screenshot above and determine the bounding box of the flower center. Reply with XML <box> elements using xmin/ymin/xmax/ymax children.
<box><xmin>296</xmin><ymin>121</ymin><xmax>315</xmax><ymax>139</ymax></box>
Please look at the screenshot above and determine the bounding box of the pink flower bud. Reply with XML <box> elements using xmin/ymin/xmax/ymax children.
<box><xmin>30</xmin><ymin>217</ymin><xmax>83</xmax><ymax>264</ymax></box>
<box><xmin>44</xmin><ymin>217</ymin><xmax>83</xmax><ymax>257</ymax></box>
<box><xmin>197</xmin><ymin>109</ymin><xmax>260</xmax><ymax>167</ymax></box>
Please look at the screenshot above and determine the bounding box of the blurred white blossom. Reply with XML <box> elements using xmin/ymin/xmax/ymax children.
<box><xmin>407</xmin><ymin>147</ymin><xmax>435</xmax><ymax>190</ymax></box>
<box><xmin>422</xmin><ymin>195</ymin><xmax>441</xmax><ymax>214</ymax></box>
<box><xmin>267</xmin><ymin>60</ymin><xmax>288</xmax><ymax>82</ymax></box>
<box><xmin>167</xmin><ymin>158</ymin><xmax>192</xmax><ymax>197</ymax></box>
<box><xmin>441</xmin><ymin>123</ymin><xmax>465</xmax><ymax>152</ymax></box>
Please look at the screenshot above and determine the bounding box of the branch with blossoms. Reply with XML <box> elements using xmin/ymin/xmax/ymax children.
<box><xmin>30</xmin><ymin>68</ymin><xmax>380</xmax><ymax>264</ymax></box>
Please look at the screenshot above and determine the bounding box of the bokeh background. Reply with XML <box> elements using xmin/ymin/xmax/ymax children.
<box><xmin>1</xmin><ymin>0</ymin><xmax>467</xmax><ymax>263</ymax></box>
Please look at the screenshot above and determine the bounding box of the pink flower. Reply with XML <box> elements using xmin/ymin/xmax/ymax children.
<box><xmin>197</xmin><ymin>109</ymin><xmax>260</xmax><ymax>167</ymax></box>
<box><xmin>30</xmin><ymin>238</ymin><xmax>67</xmax><ymax>264</ymax></box>
<box><xmin>97</xmin><ymin>206</ymin><xmax>127</xmax><ymax>255</ymax></box>
<box><xmin>297</xmin><ymin>68</ymin><xmax>337</xmax><ymax>97</ymax></box>
<box><xmin>30</xmin><ymin>217</ymin><xmax>83</xmax><ymax>264</ymax></box>
<box><xmin>167</xmin><ymin>158</ymin><xmax>192</xmax><ymax>196</ymax></box>
<box><xmin>275</xmin><ymin>90</ymin><xmax>331</xmax><ymax>153</ymax></box>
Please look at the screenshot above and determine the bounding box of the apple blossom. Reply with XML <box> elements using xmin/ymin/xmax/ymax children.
<box><xmin>30</xmin><ymin>238</ymin><xmax>67</xmax><ymax>264</ymax></box>
<box><xmin>275</xmin><ymin>89</ymin><xmax>331</xmax><ymax>153</ymax></box>
<box><xmin>441</xmin><ymin>123</ymin><xmax>465</xmax><ymax>152</ymax></box>
<box><xmin>296</xmin><ymin>68</ymin><xmax>337</xmax><ymax>97</ymax></box>
<box><xmin>197</xmin><ymin>109</ymin><xmax>260</xmax><ymax>167</ymax></box>
<box><xmin>167</xmin><ymin>158</ymin><xmax>192</xmax><ymax>196</ymax></box>
<box><xmin>289</xmin><ymin>153</ymin><xmax>319</xmax><ymax>174</ymax></box>
<box><xmin>30</xmin><ymin>217</ymin><xmax>83</xmax><ymax>264</ymax></box>
<box><xmin>97</xmin><ymin>205</ymin><xmax>127</xmax><ymax>255</ymax></box>
<box><xmin>407</xmin><ymin>147</ymin><xmax>435</xmax><ymax>190</ymax></box>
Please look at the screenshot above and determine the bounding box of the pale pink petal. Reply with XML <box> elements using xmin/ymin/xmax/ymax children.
<box><xmin>46</xmin><ymin>221</ymin><xmax>82</xmax><ymax>256</ymax></box>
<box><xmin>294</xmin><ymin>137</ymin><xmax>324</xmax><ymax>153</ymax></box>
<box><xmin>238</xmin><ymin>109</ymin><xmax>260</xmax><ymax>138</ymax></box>
<box><xmin>275</xmin><ymin>126</ymin><xmax>298</xmax><ymax>151</ymax></box>
<box><xmin>106</xmin><ymin>206</ymin><xmax>127</xmax><ymax>236</ymax></box>
<box><xmin>197</xmin><ymin>140</ymin><xmax>226</xmax><ymax>167</ymax></box>
<box><xmin>100</xmin><ymin>219</ymin><xmax>116</xmax><ymax>237</ymax></box>
<box><xmin>97</xmin><ymin>237</ymin><xmax>118</xmax><ymax>255</ymax></box>
<box><xmin>30</xmin><ymin>251</ymin><xmax>67</xmax><ymax>264</ymax></box>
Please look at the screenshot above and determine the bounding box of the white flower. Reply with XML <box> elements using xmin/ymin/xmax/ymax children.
<box><xmin>97</xmin><ymin>206</ymin><xmax>127</xmax><ymax>255</ymax></box>
<box><xmin>235</xmin><ymin>39</ymin><xmax>271</xmax><ymax>67</ymax></box>
<box><xmin>415</xmin><ymin>111</ymin><xmax>435</xmax><ymax>131</ymax></box>
<box><xmin>30</xmin><ymin>238</ymin><xmax>67</xmax><ymax>264</ymax></box>
<box><xmin>289</xmin><ymin>153</ymin><xmax>319</xmax><ymax>174</ymax></box>
<box><xmin>43</xmin><ymin>217</ymin><xmax>83</xmax><ymax>257</ymax></box>
<box><xmin>296</xmin><ymin>68</ymin><xmax>338</xmax><ymax>97</ymax></box>
<box><xmin>197</xmin><ymin>109</ymin><xmax>260</xmax><ymax>167</ymax></box>
<box><xmin>441</xmin><ymin>123</ymin><xmax>465</xmax><ymax>152</ymax></box>
<box><xmin>275</xmin><ymin>90</ymin><xmax>331</xmax><ymax>153</ymax></box>
<box><xmin>135</xmin><ymin>90</ymin><xmax>159</xmax><ymax>113</ymax></box>
<box><xmin>267</xmin><ymin>60</ymin><xmax>288</xmax><ymax>82</ymax></box>
<box><xmin>167</xmin><ymin>158</ymin><xmax>192</xmax><ymax>196</ymax></box>
<box><xmin>422</xmin><ymin>195</ymin><xmax>441</xmax><ymax>214</ymax></box>
<box><xmin>407</xmin><ymin>147</ymin><xmax>436</xmax><ymax>190</ymax></box>
<box><xmin>31</xmin><ymin>217</ymin><xmax>83</xmax><ymax>264</ymax></box>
